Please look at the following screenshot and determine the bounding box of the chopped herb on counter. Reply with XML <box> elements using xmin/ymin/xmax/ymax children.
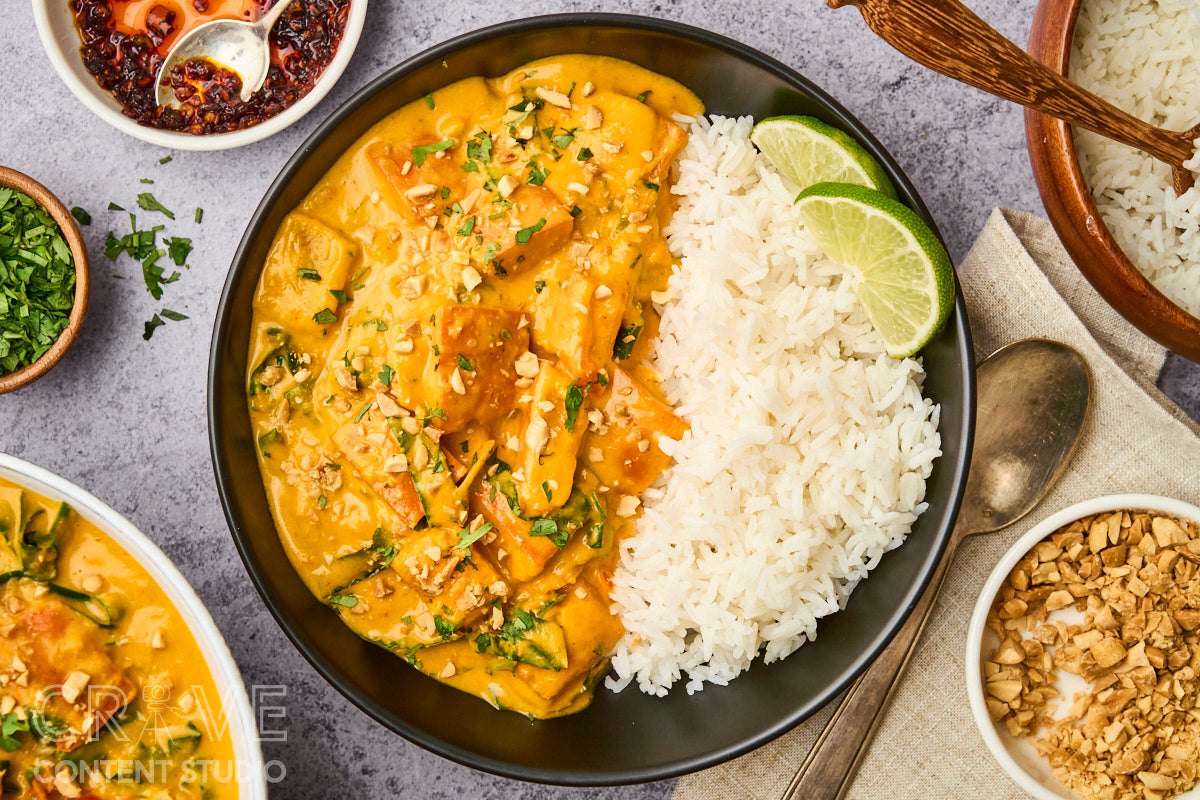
<box><xmin>136</xmin><ymin>192</ymin><xmax>175</xmax><ymax>220</ymax></box>
<box><xmin>70</xmin><ymin>206</ymin><xmax>91</xmax><ymax>226</ymax></box>
<box><xmin>194</xmin><ymin>208</ymin><xmax>203</xmax><ymax>224</ymax></box>
<box><xmin>142</xmin><ymin>314</ymin><xmax>165</xmax><ymax>340</ymax></box>
<box><xmin>159</xmin><ymin>155</ymin><xmax>173</xmax><ymax>165</ymax></box>
<box><xmin>166</xmin><ymin>236</ymin><xmax>192</xmax><ymax>266</ymax></box>
<box><xmin>160</xmin><ymin>308</ymin><xmax>188</xmax><ymax>321</ymax></box>
<box><xmin>0</xmin><ymin>187</ymin><xmax>77</xmax><ymax>374</ymax></box>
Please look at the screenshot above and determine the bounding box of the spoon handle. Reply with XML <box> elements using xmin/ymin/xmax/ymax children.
<box><xmin>827</xmin><ymin>0</ymin><xmax>1193</xmax><ymax>167</ymax></box>
<box><xmin>779</xmin><ymin>529</ymin><xmax>964</xmax><ymax>800</ymax></box>
<box><xmin>257</xmin><ymin>0</ymin><xmax>302</xmax><ymax>32</ymax></box>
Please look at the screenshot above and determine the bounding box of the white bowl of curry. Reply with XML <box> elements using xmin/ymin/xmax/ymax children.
<box><xmin>0</xmin><ymin>454</ymin><xmax>266</xmax><ymax>800</ymax></box>
<box><xmin>210</xmin><ymin>14</ymin><xmax>974</xmax><ymax>784</ymax></box>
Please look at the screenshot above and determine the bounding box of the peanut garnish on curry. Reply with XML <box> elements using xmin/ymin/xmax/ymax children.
<box><xmin>245</xmin><ymin>55</ymin><xmax>703</xmax><ymax>717</ymax></box>
<box><xmin>0</xmin><ymin>479</ymin><xmax>236</xmax><ymax>799</ymax></box>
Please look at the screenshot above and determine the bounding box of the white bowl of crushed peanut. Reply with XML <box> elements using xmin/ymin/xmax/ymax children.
<box><xmin>967</xmin><ymin>494</ymin><xmax>1200</xmax><ymax>800</ymax></box>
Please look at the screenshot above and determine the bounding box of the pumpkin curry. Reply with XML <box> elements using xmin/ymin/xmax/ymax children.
<box><xmin>246</xmin><ymin>55</ymin><xmax>703</xmax><ymax>717</ymax></box>
<box><xmin>0</xmin><ymin>478</ymin><xmax>237</xmax><ymax>799</ymax></box>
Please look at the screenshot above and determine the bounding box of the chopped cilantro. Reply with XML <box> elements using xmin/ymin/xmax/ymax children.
<box><xmin>613</xmin><ymin>323</ymin><xmax>643</xmax><ymax>360</ymax></box>
<box><xmin>456</xmin><ymin>216</ymin><xmax>476</xmax><ymax>236</ymax></box>
<box><xmin>0</xmin><ymin>711</ymin><xmax>29</xmax><ymax>751</ymax></box>
<box><xmin>423</xmin><ymin>93</ymin><xmax>435</xmax><ymax>109</ymax></box>
<box><xmin>166</xmin><ymin>236</ymin><xmax>192</xmax><ymax>266</ymax></box>
<box><xmin>318</xmin><ymin>495</ymin><xmax>327</xmax><ymax>510</ymax></box>
<box><xmin>0</xmin><ymin>187</ymin><xmax>78</xmax><ymax>373</ymax></box>
<box><xmin>564</xmin><ymin>383</ymin><xmax>583</xmax><ymax>432</ymax></box>
<box><xmin>297</xmin><ymin>268</ymin><xmax>321</xmax><ymax>282</ymax></box>
<box><xmin>330</xmin><ymin>594</ymin><xmax>358</xmax><ymax>608</ymax></box>
<box><xmin>456</xmin><ymin>354</ymin><xmax>474</xmax><ymax>372</ymax></box>
<box><xmin>462</xmin><ymin>161</ymin><xmax>480</xmax><ymax>173</ymax></box>
<box><xmin>411</xmin><ymin>139</ymin><xmax>455</xmax><ymax>166</ymax></box>
<box><xmin>569</xmin><ymin>205</ymin><xmax>582</xmax><ymax>218</ymax></box>
<box><xmin>160</xmin><ymin>308</ymin><xmax>188</xmax><ymax>321</ymax></box>
<box><xmin>534</xmin><ymin>280</ymin><xmax>545</xmax><ymax>293</ymax></box>
<box><xmin>330</xmin><ymin>289</ymin><xmax>348</xmax><ymax>304</ymax></box>
<box><xmin>643</xmin><ymin>180</ymin><xmax>660</xmax><ymax>191</ymax></box>
<box><xmin>637</xmin><ymin>90</ymin><xmax>651</xmax><ymax>102</ymax></box>
<box><xmin>142</xmin><ymin>314</ymin><xmax>165</xmax><ymax>340</ymax></box>
<box><xmin>527</xmin><ymin>164</ymin><xmax>549</xmax><ymax>185</ymax></box>
<box><xmin>70</xmin><ymin>206</ymin><xmax>91</xmax><ymax>226</ymax></box>
<box><xmin>136</xmin><ymin>192</ymin><xmax>175</xmax><ymax>220</ymax></box>
<box><xmin>515</xmin><ymin>218</ymin><xmax>547</xmax><ymax>244</ymax></box>
<box><xmin>378</xmin><ymin>364</ymin><xmax>394</xmax><ymax>385</ymax></box>
<box><xmin>467</xmin><ymin>131</ymin><xmax>493</xmax><ymax>163</ymax></box>
<box><xmin>541</xmin><ymin>481</ymin><xmax>552</xmax><ymax>502</ymax></box>
<box><xmin>353</xmin><ymin>403</ymin><xmax>372</xmax><ymax>423</ymax></box>
<box><xmin>577</xmin><ymin>147</ymin><xmax>593</xmax><ymax>161</ymax></box>
<box><xmin>455</xmin><ymin>522</ymin><xmax>493</xmax><ymax>552</ymax></box>
<box><xmin>313</xmin><ymin>308</ymin><xmax>338</xmax><ymax>325</ymax></box>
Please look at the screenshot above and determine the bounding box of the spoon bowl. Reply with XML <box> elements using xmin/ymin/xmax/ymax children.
<box><xmin>155</xmin><ymin>0</ymin><xmax>299</xmax><ymax>108</ymax></box>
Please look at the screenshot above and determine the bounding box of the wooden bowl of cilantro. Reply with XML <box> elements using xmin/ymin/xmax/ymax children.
<box><xmin>0</xmin><ymin>166</ymin><xmax>89</xmax><ymax>394</ymax></box>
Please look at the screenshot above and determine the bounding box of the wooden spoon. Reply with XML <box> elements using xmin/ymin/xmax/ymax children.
<box><xmin>828</xmin><ymin>0</ymin><xmax>1200</xmax><ymax>192</ymax></box>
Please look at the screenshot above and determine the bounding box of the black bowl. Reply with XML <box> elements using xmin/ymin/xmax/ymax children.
<box><xmin>210</xmin><ymin>13</ymin><xmax>975</xmax><ymax>786</ymax></box>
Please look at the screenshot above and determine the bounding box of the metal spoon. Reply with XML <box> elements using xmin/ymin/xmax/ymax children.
<box><xmin>154</xmin><ymin>0</ymin><xmax>299</xmax><ymax>107</ymax></box>
<box><xmin>781</xmin><ymin>338</ymin><xmax>1091</xmax><ymax>800</ymax></box>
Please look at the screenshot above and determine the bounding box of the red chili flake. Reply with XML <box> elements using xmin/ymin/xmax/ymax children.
<box><xmin>70</xmin><ymin>0</ymin><xmax>351</xmax><ymax>135</ymax></box>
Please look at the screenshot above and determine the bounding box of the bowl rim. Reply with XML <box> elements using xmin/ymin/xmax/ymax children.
<box><xmin>965</xmin><ymin>493</ymin><xmax>1200</xmax><ymax>800</ymax></box>
<box><xmin>208</xmin><ymin>11</ymin><xmax>976</xmax><ymax>784</ymax></box>
<box><xmin>0</xmin><ymin>453</ymin><xmax>269</xmax><ymax>799</ymax></box>
<box><xmin>0</xmin><ymin>166</ymin><xmax>90</xmax><ymax>395</ymax></box>
<box><xmin>1025</xmin><ymin>0</ymin><xmax>1200</xmax><ymax>361</ymax></box>
<box><xmin>30</xmin><ymin>0</ymin><xmax>369</xmax><ymax>151</ymax></box>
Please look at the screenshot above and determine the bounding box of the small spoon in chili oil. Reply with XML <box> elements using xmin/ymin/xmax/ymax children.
<box><xmin>154</xmin><ymin>0</ymin><xmax>300</xmax><ymax>107</ymax></box>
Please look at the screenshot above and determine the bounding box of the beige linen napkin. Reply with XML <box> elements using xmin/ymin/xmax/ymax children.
<box><xmin>672</xmin><ymin>208</ymin><xmax>1200</xmax><ymax>800</ymax></box>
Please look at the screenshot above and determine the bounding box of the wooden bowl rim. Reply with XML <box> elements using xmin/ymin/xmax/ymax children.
<box><xmin>1026</xmin><ymin>0</ymin><xmax>1200</xmax><ymax>361</ymax></box>
<box><xmin>0</xmin><ymin>166</ymin><xmax>91</xmax><ymax>395</ymax></box>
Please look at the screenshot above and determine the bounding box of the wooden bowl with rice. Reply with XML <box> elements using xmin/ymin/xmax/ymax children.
<box><xmin>1027</xmin><ymin>0</ymin><xmax>1200</xmax><ymax>361</ymax></box>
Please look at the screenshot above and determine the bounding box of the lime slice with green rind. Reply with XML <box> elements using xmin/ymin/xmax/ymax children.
<box><xmin>751</xmin><ymin>116</ymin><xmax>897</xmax><ymax>197</ymax></box>
<box><xmin>795</xmin><ymin>182</ymin><xmax>954</xmax><ymax>358</ymax></box>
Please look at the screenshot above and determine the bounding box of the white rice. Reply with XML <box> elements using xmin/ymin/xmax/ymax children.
<box><xmin>1071</xmin><ymin>0</ymin><xmax>1200</xmax><ymax>318</ymax></box>
<box><xmin>606</xmin><ymin>116</ymin><xmax>942</xmax><ymax>696</ymax></box>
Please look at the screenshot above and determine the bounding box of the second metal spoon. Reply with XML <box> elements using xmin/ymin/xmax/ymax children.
<box><xmin>781</xmin><ymin>337</ymin><xmax>1091</xmax><ymax>800</ymax></box>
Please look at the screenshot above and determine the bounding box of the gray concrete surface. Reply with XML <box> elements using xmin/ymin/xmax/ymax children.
<box><xmin>2</xmin><ymin>0</ymin><xmax>1198</xmax><ymax>797</ymax></box>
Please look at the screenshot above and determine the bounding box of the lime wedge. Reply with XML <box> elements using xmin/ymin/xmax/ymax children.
<box><xmin>795</xmin><ymin>182</ymin><xmax>954</xmax><ymax>358</ymax></box>
<box><xmin>751</xmin><ymin>116</ymin><xmax>897</xmax><ymax>197</ymax></box>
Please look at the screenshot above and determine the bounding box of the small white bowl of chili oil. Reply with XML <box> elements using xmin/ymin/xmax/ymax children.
<box><xmin>33</xmin><ymin>0</ymin><xmax>368</xmax><ymax>150</ymax></box>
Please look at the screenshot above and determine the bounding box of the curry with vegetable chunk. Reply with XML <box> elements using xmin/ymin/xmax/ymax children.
<box><xmin>245</xmin><ymin>55</ymin><xmax>703</xmax><ymax>718</ymax></box>
<box><xmin>0</xmin><ymin>478</ymin><xmax>237</xmax><ymax>799</ymax></box>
